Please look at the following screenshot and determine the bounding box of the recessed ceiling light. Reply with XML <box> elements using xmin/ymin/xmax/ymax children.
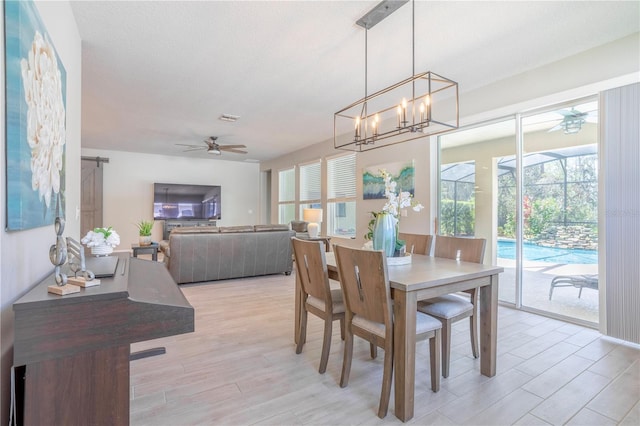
<box><xmin>219</xmin><ymin>114</ymin><xmax>240</xmax><ymax>122</ymax></box>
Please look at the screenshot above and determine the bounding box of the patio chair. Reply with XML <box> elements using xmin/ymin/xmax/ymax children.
<box><xmin>549</xmin><ymin>274</ymin><xmax>598</xmax><ymax>300</ymax></box>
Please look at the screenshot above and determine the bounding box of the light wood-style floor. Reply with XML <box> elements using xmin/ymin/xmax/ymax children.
<box><xmin>130</xmin><ymin>271</ymin><xmax>640</xmax><ymax>425</ymax></box>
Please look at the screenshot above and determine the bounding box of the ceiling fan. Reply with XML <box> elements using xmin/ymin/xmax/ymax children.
<box><xmin>176</xmin><ymin>136</ymin><xmax>247</xmax><ymax>155</ymax></box>
<box><xmin>548</xmin><ymin>107</ymin><xmax>596</xmax><ymax>134</ymax></box>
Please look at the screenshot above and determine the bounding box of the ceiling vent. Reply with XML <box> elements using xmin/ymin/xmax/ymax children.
<box><xmin>219</xmin><ymin>114</ymin><xmax>240</xmax><ymax>122</ymax></box>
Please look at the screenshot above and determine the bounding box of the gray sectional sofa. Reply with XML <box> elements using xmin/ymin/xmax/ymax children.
<box><xmin>160</xmin><ymin>224</ymin><xmax>295</xmax><ymax>284</ymax></box>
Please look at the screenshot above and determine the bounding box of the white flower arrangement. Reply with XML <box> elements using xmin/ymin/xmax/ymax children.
<box><xmin>364</xmin><ymin>170</ymin><xmax>425</xmax><ymax>244</ymax></box>
<box><xmin>380</xmin><ymin>169</ymin><xmax>424</xmax><ymax>217</ymax></box>
<box><xmin>81</xmin><ymin>227</ymin><xmax>120</xmax><ymax>248</ymax></box>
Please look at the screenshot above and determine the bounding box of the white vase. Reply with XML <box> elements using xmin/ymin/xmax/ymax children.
<box><xmin>91</xmin><ymin>244</ymin><xmax>113</xmax><ymax>257</ymax></box>
<box><xmin>139</xmin><ymin>235</ymin><xmax>152</xmax><ymax>246</ymax></box>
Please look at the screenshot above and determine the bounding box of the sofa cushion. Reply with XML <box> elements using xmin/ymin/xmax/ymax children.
<box><xmin>219</xmin><ymin>225</ymin><xmax>254</xmax><ymax>233</ymax></box>
<box><xmin>254</xmin><ymin>224</ymin><xmax>290</xmax><ymax>232</ymax></box>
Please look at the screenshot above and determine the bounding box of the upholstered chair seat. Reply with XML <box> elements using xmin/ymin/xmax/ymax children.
<box><xmin>419</xmin><ymin>294</ymin><xmax>473</xmax><ymax>318</ymax></box>
<box><xmin>417</xmin><ymin>235</ymin><xmax>486</xmax><ymax>378</ymax></box>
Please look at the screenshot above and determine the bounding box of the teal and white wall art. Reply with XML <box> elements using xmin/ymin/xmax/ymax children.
<box><xmin>5</xmin><ymin>0</ymin><xmax>67</xmax><ymax>231</ymax></box>
<box><xmin>363</xmin><ymin>160</ymin><xmax>415</xmax><ymax>200</ymax></box>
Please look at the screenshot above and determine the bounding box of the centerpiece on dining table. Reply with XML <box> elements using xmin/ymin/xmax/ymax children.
<box><xmin>365</xmin><ymin>169</ymin><xmax>424</xmax><ymax>263</ymax></box>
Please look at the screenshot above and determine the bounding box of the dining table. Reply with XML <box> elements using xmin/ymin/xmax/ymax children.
<box><xmin>293</xmin><ymin>251</ymin><xmax>503</xmax><ymax>422</ymax></box>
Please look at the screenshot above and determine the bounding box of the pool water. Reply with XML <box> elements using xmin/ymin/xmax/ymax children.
<box><xmin>498</xmin><ymin>240</ymin><xmax>597</xmax><ymax>264</ymax></box>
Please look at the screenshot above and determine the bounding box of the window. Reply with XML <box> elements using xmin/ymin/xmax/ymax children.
<box><xmin>278</xmin><ymin>167</ymin><xmax>295</xmax><ymax>224</ymax></box>
<box><xmin>439</xmin><ymin>160</ymin><xmax>476</xmax><ymax>236</ymax></box>
<box><xmin>299</xmin><ymin>160</ymin><xmax>321</xmax><ymax>217</ymax></box>
<box><xmin>327</xmin><ymin>153</ymin><xmax>356</xmax><ymax>237</ymax></box>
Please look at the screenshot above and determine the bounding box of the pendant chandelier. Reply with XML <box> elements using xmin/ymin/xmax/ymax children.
<box><xmin>334</xmin><ymin>0</ymin><xmax>459</xmax><ymax>152</ymax></box>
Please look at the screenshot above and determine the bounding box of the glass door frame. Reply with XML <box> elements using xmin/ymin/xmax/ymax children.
<box><xmin>437</xmin><ymin>94</ymin><xmax>599</xmax><ymax>327</ymax></box>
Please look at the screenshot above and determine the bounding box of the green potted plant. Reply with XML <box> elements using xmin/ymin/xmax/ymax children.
<box><xmin>135</xmin><ymin>220</ymin><xmax>154</xmax><ymax>246</ymax></box>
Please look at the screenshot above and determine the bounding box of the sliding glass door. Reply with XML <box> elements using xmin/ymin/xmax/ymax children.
<box><xmin>521</xmin><ymin>99</ymin><xmax>599</xmax><ymax>323</ymax></box>
<box><xmin>438</xmin><ymin>96</ymin><xmax>599</xmax><ymax>325</ymax></box>
<box><xmin>439</xmin><ymin>118</ymin><xmax>517</xmax><ymax>304</ymax></box>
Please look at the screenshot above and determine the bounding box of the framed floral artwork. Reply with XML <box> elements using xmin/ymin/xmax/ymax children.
<box><xmin>363</xmin><ymin>160</ymin><xmax>415</xmax><ymax>200</ymax></box>
<box><xmin>4</xmin><ymin>0</ymin><xmax>67</xmax><ymax>231</ymax></box>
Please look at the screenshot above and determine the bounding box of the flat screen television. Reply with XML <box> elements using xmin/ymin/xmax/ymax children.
<box><xmin>153</xmin><ymin>183</ymin><xmax>221</xmax><ymax>221</ymax></box>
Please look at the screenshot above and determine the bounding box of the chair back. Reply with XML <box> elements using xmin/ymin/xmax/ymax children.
<box><xmin>291</xmin><ymin>238</ymin><xmax>331</xmax><ymax>302</ymax></box>
<box><xmin>334</xmin><ymin>245</ymin><xmax>392</xmax><ymax>328</ymax></box>
<box><xmin>434</xmin><ymin>235</ymin><xmax>486</xmax><ymax>264</ymax></box>
<box><xmin>398</xmin><ymin>233</ymin><xmax>433</xmax><ymax>255</ymax></box>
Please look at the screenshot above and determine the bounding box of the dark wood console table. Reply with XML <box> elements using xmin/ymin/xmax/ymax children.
<box><xmin>12</xmin><ymin>254</ymin><xmax>194</xmax><ymax>425</ymax></box>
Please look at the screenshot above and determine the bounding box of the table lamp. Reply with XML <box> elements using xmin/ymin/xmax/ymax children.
<box><xmin>303</xmin><ymin>208</ymin><xmax>323</xmax><ymax>238</ymax></box>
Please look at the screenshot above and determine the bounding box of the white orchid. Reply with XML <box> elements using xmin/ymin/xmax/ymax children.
<box><xmin>380</xmin><ymin>169</ymin><xmax>424</xmax><ymax>217</ymax></box>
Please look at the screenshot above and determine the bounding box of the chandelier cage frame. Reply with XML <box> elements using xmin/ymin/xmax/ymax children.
<box><xmin>334</xmin><ymin>0</ymin><xmax>459</xmax><ymax>152</ymax></box>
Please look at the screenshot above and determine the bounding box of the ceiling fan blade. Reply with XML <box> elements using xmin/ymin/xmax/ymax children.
<box><xmin>183</xmin><ymin>147</ymin><xmax>206</xmax><ymax>152</ymax></box>
<box><xmin>219</xmin><ymin>144</ymin><xmax>247</xmax><ymax>149</ymax></box>
<box><xmin>175</xmin><ymin>143</ymin><xmax>202</xmax><ymax>148</ymax></box>
<box><xmin>223</xmin><ymin>149</ymin><xmax>248</xmax><ymax>154</ymax></box>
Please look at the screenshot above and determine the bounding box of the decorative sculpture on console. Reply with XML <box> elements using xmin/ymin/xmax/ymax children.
<box><xmin>49</xmin><ymin>217</ymin><xmax>68</xmax><ymax>286</ymax></box>
<box><xmin>67</xmin><ymin>236</ymin><xmax>97</xmax><ymax>284</ymax></box>
<box><xmin>47</xmin><ymin>217</ymin><xmax>99</xmax><ymax>295</ymax></box>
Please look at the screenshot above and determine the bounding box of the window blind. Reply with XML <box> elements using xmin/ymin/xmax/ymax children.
<box><xmin>299</xmin><ymin>161</ymin><xmax>321</xmax><ymax>202</ymax></box>
<box><xmin>328</xmin><ymin>153</ymin><xmax>356</xmax><ymax>200</ymax></box>
<box><xmin>602</xmin><ymin>82</ymin><xmax>640</xmax><ymax>344</ymax></box>
<box><xmin>278</xmin><ymin>168</ymin><xmax>295</xmax><ymax>202</ymax></box>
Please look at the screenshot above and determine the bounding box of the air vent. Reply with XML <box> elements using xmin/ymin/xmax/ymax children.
<box><xmin>219</xmin><ymin>114</ymin><xmax>240</xmax><ymax>122</ymax></box>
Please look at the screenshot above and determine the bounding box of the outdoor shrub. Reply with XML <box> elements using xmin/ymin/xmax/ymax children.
<box><xmin>440</xmin><ymin>199</ymin><xmax>475</xmax><ymax>236</ymax></box>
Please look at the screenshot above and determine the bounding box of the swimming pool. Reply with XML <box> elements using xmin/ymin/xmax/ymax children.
<box><xmin>497</xmin><ymin>240</ymin><xmax>597</xmax><ymax>264</ymax></box>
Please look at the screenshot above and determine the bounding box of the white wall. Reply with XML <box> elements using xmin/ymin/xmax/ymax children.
<box><xmin>81</xmin><ymin>149</ymin><xmax>261</xmax><ymax>247</ymax></box>
<box><xmin>0</xmin><ymin>1</ymin><xmax>82</xmax><ymax>423</ymax></box>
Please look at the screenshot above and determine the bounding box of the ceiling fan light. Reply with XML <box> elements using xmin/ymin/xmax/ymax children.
<box><xmin>208</xmin><ymin>148</ymin><xmax>221</xmax><ymax>155</ymax></box>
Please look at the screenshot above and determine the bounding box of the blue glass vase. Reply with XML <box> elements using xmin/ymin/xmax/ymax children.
<box><xmin>372</xmin><ymin>212</ymin><xmax>397</xmax><ymax>257</ymax></box>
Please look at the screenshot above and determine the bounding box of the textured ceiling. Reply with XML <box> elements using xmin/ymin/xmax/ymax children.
<box><xmin>70</xmin><ymin>1</ymin><xmax>639</xmax><ymax>163</ymax></box>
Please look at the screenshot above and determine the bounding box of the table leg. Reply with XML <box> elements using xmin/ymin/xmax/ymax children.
<box><xmin>393</xmin><ymin>289</ymin><xmax>418</xmax><ymax>422</ymax></box>
<box><xmin>152</xmin><ymin>250</ymin><xmax>158</xmax><ymax>261</ymax></box>
<box><xmin>479</xmin><ymin>273</ymin><xmax>498</xmax><ymax>377</ymax></box>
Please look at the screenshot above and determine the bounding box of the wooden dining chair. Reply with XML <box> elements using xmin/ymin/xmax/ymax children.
<box><xmin>417</xmin><ymin>235</ymin><xmax>486</xmax><ymax>378</ymax></box>
<box><xmin>334</xmin><ymin>245</ymin><xmax>441</xmax><ymax>418</ymax></box>
<box><xmin>292</xmin><ymin>237</ymin><xmax>345</xmax><ymax>374</ymax></box>
<box><xmin>398</xmin><ymin>232</ymin><xmax>434</xmax><ymax>255</ymax></box>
